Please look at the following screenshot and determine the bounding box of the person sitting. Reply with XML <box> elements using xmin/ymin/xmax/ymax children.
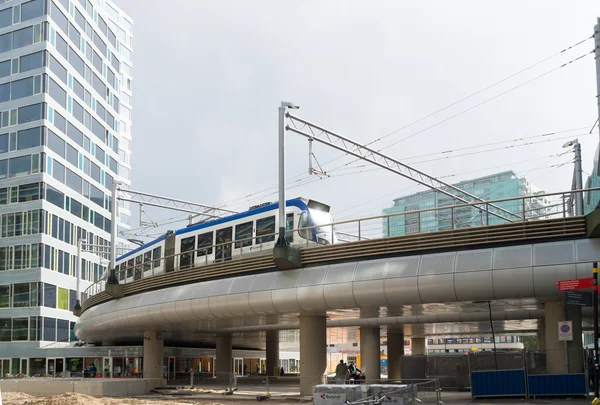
<box><xmin>348</xmin><ymin>362</ymin><xmax>357</xmax><ymax>374</ymax></box>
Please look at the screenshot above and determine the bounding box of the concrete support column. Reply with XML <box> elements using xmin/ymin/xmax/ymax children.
<box><xmin>216</xmin><ymin>333</ymin><xmax>233</xmax><ymax>383</ymax></box>
<box><xmin>411</xmin><ymin>338</ymin><xmax>426</xmax><ymax>355</ymax></box>
<box><xmin>299</xmin><ymin>315</ymin><xmax>326</xmax><ymax>396</ymax></box>
<box><xmin>537</xmin><ymin>319</ymin><xmax>545</xmax><ymax>351</ymax></box>
<box><xmin>387</xmin><ymin>327</ymin><xmax>404</xmax><ymax>380</ymax></box>
<box><xmin>544</xmin><ymin>301</ymin><xmax>583</xmax><ymax>374</ymax></box>
<box><xmin>266</xmin><ymin>330</ymin><xmax>280</xmax><ymax>376</ymax></box>
<box><xmin>143</xmin><ymin>331</ymin><xmax>164</xmax><ymax>380</ymax></box>
<box><xmin>360</xmin><ymin>308</ymin><xmax>381</xmax><ymax>381</ymax></box>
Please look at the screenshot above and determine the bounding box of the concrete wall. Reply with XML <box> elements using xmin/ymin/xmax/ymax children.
<box><xmin>0</xmin><ymin>378</ymin><xmax>166</xmax><ymax>397</ymax></box>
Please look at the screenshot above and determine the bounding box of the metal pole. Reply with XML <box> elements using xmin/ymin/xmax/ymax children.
<box><xmin>595</xmin><ymin>18</ymin><xmax>600</xmax><ymax>160</ymax></box>
<box><xmin>574</xmin><ymin>141</ymin><xmax>584</xmax><ymax>216</ymax></box>
<box><xmin>110</xmin><ymin>181</ymin><xmax>119</xmax><ymax>271</ymax></box>
<box><xmin>76</xmin><ymin>239</ymin><xmax>82</xmax><ymax>301</ymax></box>
<box><xmin>276</xmin><ymin>102</ymin><xmax>298</xmax><ymax>246</ymax></box>
<box><xmin>488</xmin><ymin>301</ymin><xmax>498</xmax><ymax>370</ymax></box>
<box><xmin>593</xmin><ymin>261</ymin><xmax>599</xmax><ymax>398</ymax></box>
<box><xmin>564</xmin><ymin>299</ymin><xmax>569</xmax><ymax>374</ymax></box>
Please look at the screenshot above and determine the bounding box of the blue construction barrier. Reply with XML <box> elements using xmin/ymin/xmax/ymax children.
<box><xmin>527</xmin><ymin>374</ymin><xmax>587</xmax><ymax>397</ymax></box>
<box><xmin>471</xmin><ymin>369</ymin><xmax>527</xmax><ymax>398</ymax></box>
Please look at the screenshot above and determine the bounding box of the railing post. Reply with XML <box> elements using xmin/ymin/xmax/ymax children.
<box><xmin>417</xmin><ymin>212</ymin><xmax>421</xmax><ymax>233</ymax></box>
<box><xmin>387</xmin><ymin>216</ymin><xmax>390</xmax><ymax>237</ymax></box>
<box><xmin>522</xmin><ymin>197</ymin><xmax>526</xmax><ymax>221</ymax></box>
<box><xmin>451</xmin><ymin>206</ymin><xmax>455</xmax><ymax>229</ymax></box>
<box><xmin>485</xmin><ymin>204</ymin><xmax>489</xmax><ymax>225</ymax></box>
<box><xmin>358</xmin><ymin>220</ymin><xmax>361</xmax><ymax>241</ymax></box>
<box><xmin>562</xmin><ymin>194</ymin><xmax>566</xmax><ymax>218</ymax></box>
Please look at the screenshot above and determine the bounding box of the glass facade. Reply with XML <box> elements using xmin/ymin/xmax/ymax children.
<box><xmin>0</xmin><ymin>0</ymin><xmax>132</xmax><ymax>364</ymax></box>
<box><xmin>382</xmin><ymin>171</ymin><xmax>550</xmax><ymax>237</ymax></box>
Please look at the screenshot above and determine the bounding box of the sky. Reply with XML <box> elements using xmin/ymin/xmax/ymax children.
<box><xmin>114</xmin><ymin>0</ymin><xmax>600</xmax><ymax>239</ymax></box>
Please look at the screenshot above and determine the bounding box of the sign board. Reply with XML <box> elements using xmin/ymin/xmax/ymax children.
<box><xmin>557</xmin><ymin>278</ymin><xmax>593</xmax><ymax>291</ymax></box>
<box><xmin>558</xmin><ymin>321</ymin><xmax>573</xmax><ymax>341</ymax></box>
<box><xmin>565</xmin><ymin>291</ymin><xmax>593</xmax><ymax>307</ymax></box>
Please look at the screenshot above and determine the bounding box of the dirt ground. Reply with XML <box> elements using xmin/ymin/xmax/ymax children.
<box><xmin>1</xmin><ymin>391</ymin><xmax>297</xmax><ymax>405</ymax></box>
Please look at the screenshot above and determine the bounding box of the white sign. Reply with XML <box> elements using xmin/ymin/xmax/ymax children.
<box><xmin>314</xmin><ymin>393</ymin><xmax>346</xmax><ymax>405</ymax></box>
<box><xmin>558</xmin><ymin>321</ymin><xmax>573</xmax><ymax>341</ymax></box>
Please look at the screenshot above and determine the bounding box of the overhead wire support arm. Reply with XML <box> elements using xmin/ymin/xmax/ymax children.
<box><xmin>285</xmin><ymin>113</ymin><xmax>521</xmax><ymax>223</ymax></box>
<box><xmin>117</xmin><ymin>187</ymin><xmax>238</xmax><ymax>220</ymax></box>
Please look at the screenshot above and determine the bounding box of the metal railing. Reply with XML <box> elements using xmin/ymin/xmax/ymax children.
<box><xmin>82</xmin><ymin>188</ymin><xmax>599</xmax><ymax>301</ymax></box>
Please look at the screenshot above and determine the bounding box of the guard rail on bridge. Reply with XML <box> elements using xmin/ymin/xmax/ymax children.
<box><xmin>80</xmin><ymin>188</ymin><xmax>598</xmax><ymax>313</ymax></box>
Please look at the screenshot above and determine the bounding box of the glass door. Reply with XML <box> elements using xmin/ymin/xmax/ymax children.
<box><xmin>168</xmin><ymin>357</ymin><xmax>175</xmax><ymax>380</ymax></box>
<box><xmin>1</xmin><ymin>358</ymin><xmax>10</xmax><ymax>376</ymax></box>
<box><xmin>233</xmin><ymin>358</ymin><xmax>244</xmax><ymax>376</ymax></box>
<box><xmin>55</xmin><ymin>358</ymin><xmax>64</xmax><ymax>375</ymax></box>
<box><xmin>47</xmin><ymin>358</ymin><xmax>55</xmax><ymax>376</ymax></box>
<box><xmin>102</xmin><ymin>357</ymin><xmax>112</xmax><ymax>378</ymax></box>
<box><xmin>20</xmin><ymin>358</ymin><xmax>28</xmax><ymax>375</ymax></box>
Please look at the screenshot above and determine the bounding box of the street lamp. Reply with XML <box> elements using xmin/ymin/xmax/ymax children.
<box><xmin>563</xmin><ymin>139</ymin><xmax>584</xmax><ymax>216</ymax></box>
<box><xmin>474</xmin><ymin>300</ymin><xmax>498</xmax><ymax>370</ymax></box>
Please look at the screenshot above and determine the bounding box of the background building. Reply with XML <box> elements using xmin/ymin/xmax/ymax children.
<box><xmin>584</xmin><ymin>144</ymin><xmax>600</xmax><ymax>215</ymax></box>
<box><xmin>383</xmin><ymin>171</ymin><xmax>550</xmax><ymax>237</ymax></box>
<box><xmin>0</xmin><ymin>0</ymin><xmax>133</xmax><ymax>376</ymax></box>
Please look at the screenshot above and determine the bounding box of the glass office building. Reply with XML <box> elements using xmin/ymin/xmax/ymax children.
<box><xmin>0</xmin><ymin>0</ymin><xmax>133</xmax><ymax>376</ymax></box>
<box><xmin>382</xmin><ymin>171</ymin><xmax>550</xmax><ymax>237</ymax></box>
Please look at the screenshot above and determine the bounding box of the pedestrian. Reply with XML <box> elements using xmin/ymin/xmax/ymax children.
<box><xmin>335</xmin><ymin>360</ymin><xmax>348</xmax><ymax>384</ymax></box>
<box><xmin>589</xmin><ymin>357</ymin><xmax>595</xmax><ymax>391</ymax></box>
<box><xmin>280</xmin><ymin>367</ymin><xmax>285</xmax><ymax>376</ymax></box>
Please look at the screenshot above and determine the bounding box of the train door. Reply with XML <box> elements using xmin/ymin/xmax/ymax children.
<box><xmin>164</xmin><ymin>231</ymin><xmax>176</xmax><ymax>273</ymax></box>
<box><xmin>179</xmin><ymin>236</ymin><xmax>196</xmax><ymax>269</ymax></box>
<box><xmin>215</xmin><ymin>227</ymin><xmax>232</xmax><ymax>262</ymax></box>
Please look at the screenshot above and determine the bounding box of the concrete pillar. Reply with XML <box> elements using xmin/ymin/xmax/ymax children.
<box><xmin>299</xmin><ymin>315</ymin><xmax>326</xmax><ymax>396</ymax></box>
<box><xmin>360</xmin><ymin>308</ymin><xmax>381</xmax><ymax>381</ymax></box>
<box><xmin>544</xmin><ymin>301</ymin><xmax>583</xmax><ymax>374</ymax></box>
<box><xmin>411</xmin><ymin>338</ymin><xmax>426</xmax><ymax>355</ymax></box>
<box><xmin>537</xmin><ymin>319</ymin><xmax>545</xmax><ymax>351</ymax></box>
<box><xmin>216</xmin><ymin>333</ymin><xmax>233</xmax><ymax>384</ymax></box>
<box><xmin>143</xmin><ymin>331</ymin><xmax>164</xmax><ymax>379</ymax></box>
<box><xmin>387</xmin><ymin>327</ymin><xmax>404</xmax><ymax>380</ymax></box>
<box><xmin>266</xmin><ymin>330</ymin><xmax>280</xmax><ymax>376</ymax></box>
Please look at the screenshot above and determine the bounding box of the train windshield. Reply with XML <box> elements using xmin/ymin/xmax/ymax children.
<box><xmin>309</xmin><ymin>208</ymin><xmax>337</xmax><ymax>244</ymax></box>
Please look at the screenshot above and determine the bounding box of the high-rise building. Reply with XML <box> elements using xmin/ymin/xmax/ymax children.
<box><xmin>0</xmin><ymin>0</ymin><xmax>132</xmax><ymax>376</ymax></box>
<box><xmin>382</xmin><ymin>171</ymin><xmax>550</xmax><ymax>237</ymax></box>
<box><xmin>584</xmin><ymin>144</ymin><xmax>600</xmax><ymax>215</ymax></box>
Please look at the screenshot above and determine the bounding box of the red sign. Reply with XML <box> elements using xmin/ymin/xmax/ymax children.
<box><xmin>556</xmin><ymin>278</ymin><xmax>593</xmax><ymax>291</ymax></box>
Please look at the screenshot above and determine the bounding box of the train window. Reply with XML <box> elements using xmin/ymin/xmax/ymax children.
<box><xmin>215</xmin><ymin>227</ymin><xmax>232</xmax><ymax>260</ymax></box>
<box><xmin>126</xmin><ymin>258</ymin><xmax>134</xmax><ymax>278</ymax></box>
<box><xmin>134</xmin><ymin>255</ymin><xmax>142</xmax><ymax>280</ymax></box>
<box><xmin>118</xmin><ymin>263</ymin><xmax>125</xmax><ymax>281</ymax></box>
<box><xmin>152</xmin><ymin>247</ymin><xmax>161</xmax><ymax>269</ymax></box>
<box><xmin>298</xmin><ymin>211</ymin><xmax>311</xmax><ymax>240</ymax></box>
<box><xmin>256</xmin><ymin>216</ymin><xmax>275</xmax><ymax>244</ymax></box>
<box><xmin>143</xmin><ymin>251</ymin><xmax>151</xmax><ymax>272</ymax></box>
<box><xmin>234</xmin><ymin>221</ymin><xmax>252</xmax><ymax>248</ymax></box>
<box><xmin>179</xmin><ymin>236</ymin><xmax>195</xmax><ymax>268</ymax></box>
<box><xmin>286</xmin><ymin>213</ymin><xmax>294</xmax><ymax>243</ymax></box>
<box><xmin>196</xmin><ymin>232</ymin><xmax>212</xmax><ymax>256</ymax></box>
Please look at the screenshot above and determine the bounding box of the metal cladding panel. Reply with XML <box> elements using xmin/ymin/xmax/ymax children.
<box><xmin>168</xmin><ymin>283</ymin><xmax>205</xmax><ymax>301</ymax></box>
<box><xmin>159</xmin><ymin>301</ymin><xmax>180</xmax><ymax>323</ymax></box>
<box><xmin>174</xmin><ymin>300</ymin><xmax>195</xmax><ymax>322</ymax></box>
<box><xmin>352</xmin><ymin>279</ymin><xmax>386</xmax><ymax>307</ymax></box>
<box><xmin>248</xmin><ymin>290</ymin><xmax>277</xmax><ymax>314</ymax></box>
<box><xmin>384</xmin><ymin>277</ymin><xmax>420</xmax><ymax>305</ymax></box>
<box><xmin>471</xmin><ymin>370</ymin><xmax>527</xmax><ymax>398</ymax></box>
<box><xmin>527</xmin><ymin>374</ymin><xmax>587</xmax><ymax>396</ymax></box>
<box><xmin>137</xmin><ymin>289</ymin><xmax>170</xmax><ymax>307</ymax></box>
<box><xmin>533</xmin><ymin>264</ymin><xmax>576</xmax><ymax>298</ymax></box>
<box><xmin>575</xmin><ymin>262</ymin><xmax>592</xmax><ymax>279</ymax></box>
<box><xmin>419</xmin><ymin>252</ymin><xmax>455</xmax><ymax>275</ymax></box>
<box><xmin>533</xmin><ymin>241</ymin><xmax>575</xmax><ymax>266</ymax></box>
<box><xmin>354</xmin><ymin>258</ymin><xmax>388</xmax><ymax>281</ymax></box>
<box><xmin>454</xmin><ymin>270</ymin><xmax>494</xmax><ymax>301</ymax></box>
<box><xmin>385</xmin><ymin>256</ymin><xmax>420</xmax><ymax>278</ymax></box>
<box><xmin>323</xmin><ymin>282</ymin><xmax>357</xmax><ymax>309</ymax></box>
<box><xmin>297</xmin><ymin>285</ymin><xmax>327</xmax><ymax>311</ymax></box>
<box><xmin>189</xmin><ymin>297</ymin><xmax>213</xmax><ymax>318</ymax></box>
<box><xmin>492</xmin><ymin>267</ymin><xmax>534</xmax><ymax>299</ymax></box>
<box><xmin>210</xmin><ymin>279</ymin><xmax>234</xmax><ymax>296</ymax></box>
<box><xmin>147</xmin><ymin>303</ymin><xmax>168</xmax><ymax>324</ymax></box>
<box><xmin>493</xmin><ymin>246</ymin><xmax>532</xmax><ymax>269</ymax></box>
<box><xmin>250</xmin><ymin>273</ymin><xmax>277</xmax><ymax>292</ymax></box>
<box><xmin>273</xmin><ymin>269</ymin><xmax>302</xmax><ymax>289</ymax></box>
<box><xmin>576</xmin><ymin>238</ymin><xmax>600</xmax><ymax>262</ymax></box>
<box><xmin>210</xmin><ymin>293</ymin><xmax>250</xmax><ymax>318</ymax></box>
<box><xmin>418</xmin><ymin>274</ymin><xmax>457</xmax><ymax>303</ymax></box>
<box><xmin>455</xmin><ymin>249</ymin><xmax>493</xmax><ymax>272</ymax></box>
<box><xmin>298</xmin><ymin>266</ymin><xmax>327</xmax><ymax>286</ymax></box>
<box><xmin>271</xmin><ymin>287</ymin><xmax>300</xmax><ymax>312</ymax></box>
<box><xmin>324</xmin><ymin>262</ymin><xmax>357</xmax><ymax>283</ymax></box>
<box><xmin>229</xmin><ymin>275</ymin><xmax>255</xmax><ymax>294</ymax></box>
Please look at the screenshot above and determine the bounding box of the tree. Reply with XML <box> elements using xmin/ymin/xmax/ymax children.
<box><xmin>522</xmin><ymin>336</ymin><xmax>538</xmax><ymax>351</ymax></box>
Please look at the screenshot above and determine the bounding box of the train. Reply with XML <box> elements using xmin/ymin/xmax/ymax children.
<box><xmin>114</xmin><ymin>197</ymin><xmax>337</xmax><ymax>283</ymax></box>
